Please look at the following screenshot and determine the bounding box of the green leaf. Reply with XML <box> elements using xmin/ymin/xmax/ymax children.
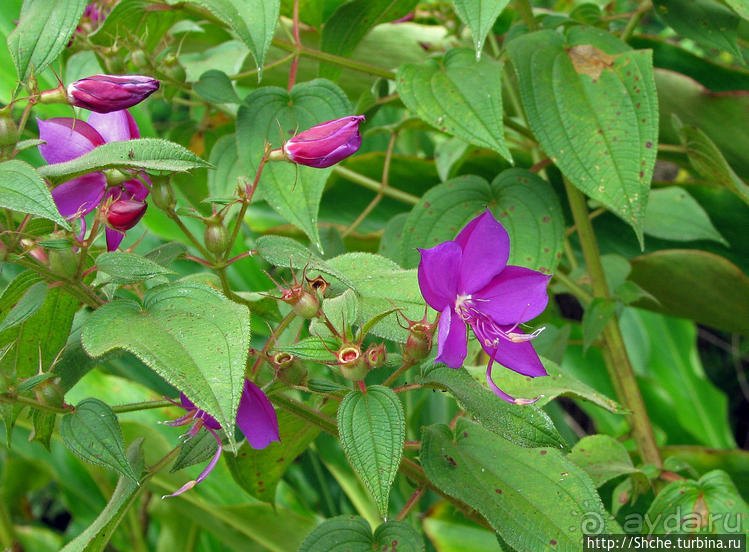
<box><xmin>7</xmin><ymin>0</ymin><xmax>86</xmax><ymax>79</ymax></box>
<box><xmin>0</xmin><ymin>281</ymin><xmax>48</xmax><ymax>333</ymax></box>
<box><xmin>421</xmin><ymin>366</ymin><xmax>568</xmax><ymax>450</ymax></box>
<box><xmin>399</xmin><ymin>170</ymin><xmax>564</xmax><ymax>273</ymax></box>
<box><xmin>422</xmin><ymin>419</ymin><xmax>615</xmax><ymax>551</ymax></box>
<box><xmin>60</xmin><ymin>398</ymin><xmax>138</xmax><ymax>483</ymax></box>
<box><xmin>320</xmin><ymin>0</ymin><xmax>418</xmax><ymax>80</ymax></box>
<box><xmin>619</xmin><ymin>308</ymin><xmax>737</xmax><ymax>449</ymax></box>
<box><xmin>673</xmin><ymin>116</ymin><xmax>749</xmax><ymax>207</ymax></box>
<box><xmin>170</xmin><ymin>427</ymin><xmax>219</xmax><ymax>473</ymax></box>
<box><xmin>653</xmin><ymin>0</ymin><xmax>744</xmax><ymax>62</ymax></box>
<box><xmin>452</xmin><ymin>0</ymin><xmax>510</xmax><ymax>58</ymax></box>
<box><xmin>237</xmin><ymin>79</ymin><xmax>352</xmax><ymax>251</ymax></box>
<box><xmin>568</xmin><ymin>435</ymin><xmax>646</xmax><ymax>488</ymax></box>
<box><xmin>326</xmin><ymin>253</ymin><xmax>423</xmax><ymax>342</ymax></box>
<box><xmin>299</xmin><ymin>516</ymin><xmax>424</xmax><ymax>552</ymax></box>
<box><xmin>255</xmin><ymin>235</ymin><xmax>354</xmax><ymax>288</ymax></box>
<box><xmin>81</xmin><ymin>282</ymin><xmax>250</xmax><ymax>450</ymax></box>
<box><xmin>582</xmin><ymin>298</ymin><xmax>616</xmax><ymax>352</ymax></box>
<box><xmin>96</xmin><ymin>252</ymin><xmax>175</xmax><ymax>284</ymax></box>
<box><xmin>337</xmin><ymin>386</ymin><xmax>405</xmax><ymax>517</ymax></box>
<box><xmin>466</xmin><ymin>358</ymin><xmax>624</xmax><ymax>413</ymax></box>
<box><xmin>278</xmin><ymin>336</ymin><xmax>338</xmax><ymax>362</ymax></box>
<box><xmin>310</xmin><ymin>289</ymin><xmax>359</xmax><ymax>338</ymax></box>
<box><xmin>226</xmin><ymin>402</ymin><xmax>338</xmax><ymax>502</ymax></box>
<box><xmin>645</xmin><ymin>470</ymin><xmax>747</xmax><ymax>534</ymax></box>
<box><xmin>725</xmin><ymin>0</ymin><xmax>749</xmax><ymax>19</ymax></box>
<box><xmin>630</xmin><ymin>250</ymin><xmax>749</xmax><ymax>335</ymax></box>
<box><xmin>179</xmin><ymin>0</ymin><xmax>279</xmax><ymax>74</ymax></box>
<box><xmin>0</xmin><ymin>160</ymin><xmax>71</xmax><ymax>229</ymax></box>
<box><xmin>423</xmin><ymin>502</ymin><xmax>499</xmax><ymax>552</ymax></box>
<box><xmin>661</xmin><ymin>447</ymin><xmax>749</xmax><ymax>501</ymax></box>
<box><xmin>644</xmin><ymin>186</ymin><xmax>727</xmax><ymax>244</ymax></box>
<box><xmin>397</xmin><ymin>48</ymin><xmax>511</xmax><ymax>161</ymax></box>
<box><xmin>37</xmin><ymin>139</ymin><xmax>211</xmax><ymax>184</ymax></box>
<box><xmin>207</xmin><ymin>133</ymin><xmax>245</xmax><ymax>199</ymax></box>
<box><xmin>194</xmin><ymin>69</ymin><xmax>241</xmax><ymax>103</ymax></box>
<box><xmin>60</xmin><ymin>439</ymin><xmax>147</xmax><ymax>552</ymax></box>
<box><xmin>507</xmin><ymin>27</ymin><xmax>658</xmax><ymax>244</ymax></box>
<box><xmin>89</xmin><ymin>0</ymin><xmax>178</xmax><ymax>50</ymax></box>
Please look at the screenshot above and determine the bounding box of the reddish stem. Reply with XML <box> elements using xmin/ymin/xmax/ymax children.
<box><xmin>357</xmin><ymin>380</ymin><xmax>367</xmax><ymax>394</ymax></box>
<box><xmin>287</xmin><ymin>0</ymin><xmax>301</xmax><ymax>91</ymax></box>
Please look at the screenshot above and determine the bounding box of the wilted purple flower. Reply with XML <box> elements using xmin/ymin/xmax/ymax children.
<box><xmin>163</xmin><ymin>380</ymin><xmax>280</xmax><ymax>498</ymax></box>
<box><xmin>37</xmin><ymin>110</ymin><xmax>148</xmax><ymax>251</ymax></box>
<box><xmin>283</xmin><ymin>115</ymin><xmax>365</xmax><ymax>168</ymax></box>
<box><xmin>67</xmin><ymin>75</ymin><xmax>159</xmax><ymax>113</ymax></box>
<box><xmin>417</xmin><ymin>210</ymin><xmax>550</xmax><ymax>404</ymax></box>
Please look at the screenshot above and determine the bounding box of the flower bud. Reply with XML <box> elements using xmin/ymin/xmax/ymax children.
<box><xmin>67</xmin><ymin>74</ymin><xmax>159</xmax><ymax>113</ymax></box>
<box><xmin>337</xmin><ymin>344</ymin><xmax>368</xmax><ymax>381</ymax></box>
<box><xmin>272</xmin><ymin>352</ymin><xmax>307</xmax><ymax>386</ymax></box>
<box><xmin>150</xmin><ymin>178</ymin><xmax>175</xmax><ymax>211</ymax></box>
<box><xmin>288</xmin><ymin>289</ymin><xmax>320</xmax><ymax>319</ymax></box>
<box><xmin>106</xmin><ymin>198</ymin><xmax>147</xmax><ymax>231</ymax></box>
<box><xmin>365</xmin><ymin>343</ymin><xmax>387</xmax><ymax>369</ymax></box>
<box><xmin>0</xmin><ymin>110</ymin><xmax>17</xmax><ymax>159</ymax></box>
<box><xmin>403</xmin><ymin>321</ymin><xmax>433</xmax><ymax>363</ymax></box>
<box><xmin>306</xmin><ymin>275</ymin><xmax>330</xmax><ymax>298</ymax></box>
<box><xmin>35</xmin><ymin>379</ymin><xmax>64</xmax><ymax>409</ymax></box>
<box><xmin>48</xmin><ymin>249</ymin><xmax>78</xmax><ymax>277</ymax></box>
<box><xmin>283</xmin><ymin>115</ymin><xmax>365</xmax><ymax>168</ymax></box>
<box><xmin>204</xmin><ymin>222</ymin><xmax>229</xmax><ymax>255</ymax></box>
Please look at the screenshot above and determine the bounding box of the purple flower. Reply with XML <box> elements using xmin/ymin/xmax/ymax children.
<box><xmin>37</xmin><ymin>110</ymin><xmax>148</xmax><ymax>251</ymax></box>
<box><xmin>67</xmin><ymin>75</ymin><xmax>159</xmax><ymax>113</ymax></box>
<box><xmin>283</xmin><ymin>115</ymin><xmax>365</xmax><ymax>168</ymax></box>
<box><xmin>163</xmin><ymin>380</ymin><xmax>280</xmax><ymax>498</ymax></box>
<box><xmin>417</xmin><ymin>210</ymin><xmax>551</xmax><ymax>404</ymax></box>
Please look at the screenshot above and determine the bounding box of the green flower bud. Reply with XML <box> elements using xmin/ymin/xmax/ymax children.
<box><xmin>48</xmin><ymin>249</ymin><xmax>78</xmax><ymax>277</ymax></box>
<box><xmin>403</xmin><ymin>321</ymin><xmax>433</xmax><ymax>363</ymax></box>
<box><xmin>273</xmin><ymin>352</ymin><xmax>307</xmax><ymax>386</ymax></box>
<box><xmin>0</xmin><ymin>110</ymin><xmax>17</xmax><ymax>160</ymax></box>
<box><xmin>204</xmin><ymin>222</ymin><xmax>229</xmax><ymax>255</ymax></box>
<box><xmin>150</xmin><ymin>178</ymin><xmax>175</xmax><ymax>211</ymax></box>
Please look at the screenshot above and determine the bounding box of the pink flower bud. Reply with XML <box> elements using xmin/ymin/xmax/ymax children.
<box><xmin>283</xmin><ymin>115</ymin><xmax>365</xmax><ymax>168</ymax></box>
<box><xmin>106</xmin><ymin>198</ymin><xmax>147</xmax><ymax>231</ymax></box>
<box><xmin>67</xmin><ymin>75</ymin><xmax>159</xmax><ymax>113</ymax></box>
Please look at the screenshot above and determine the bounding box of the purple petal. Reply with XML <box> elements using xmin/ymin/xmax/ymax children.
<box><xmin>51</xmin><ymin>173</ymin><xmax>106</xmax><ymax>218</ymax></box>
<box><xmin>237</xmin><ymin>380</ymin><xmax>280</xmax><ymax>449</ymax></box>
<box><xmin>480</xmin><ymin>328</ymin><xmax>547</xmax><ymax>377</ymax></box>
<box><xmin>37</xmin><ymin>118</ymin><xmax>104</xmax><ymax>163</ymax></box>
<box><xmin>417</xmin><ymin>241</ymin><xmax>462</xmax><ymax>311</ymax></box>
<box><xmin>435</xmin><ymin>306</ymin><xmax>467</xmax><ymax>368</ymax></box>
<box><xmin>105</xmin><ymin>227</ymin><xmax>125</xmax><ymax>251</ymax></box>
<box><xmin>473</xmin><ymin>266</ymin><xmax>551</xmax><ymax>325</ymax></box>
<box><xmin>87</xmin><ymin>110</ymin><xmax>139</xmax><ymax>142</ymax></box>
<box><xmin>455</xmin><ymin>209</ymin><xmax>510</xmax><ymax>294</ymax></box>
<box><xmin>123</xmin><ymin>177</ymin><xmax>150</xmax><ymax>201</ymax></box>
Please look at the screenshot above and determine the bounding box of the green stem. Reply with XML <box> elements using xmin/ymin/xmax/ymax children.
<box><xmin>251</xmin><ymin>311</ymin><xmax>296</xmax><ymax>376</ymax></box>
<box><xmin>620</xmin><ymin>1</ymin><xmax>652</xmax><ymax>42</ymax></box>
<box><xmin>112</xmin><ymin>399</ymin><xmax>173</xmax><ymax>414</ymax></box>
<box><xmin>564</xmin><ymin>180</ymin><xmax>662</xmax><ymax>468</ymax></box>
<box><xmin>309</xmin><ymin>449</ymin><xmax>337</xmax><ymax>516</ymax></box>
<box><xmin>231</xmin><ymin>52</ymin><xmax>296</xmax><ymax>81</ymax></box>
<box><xmin>552</xmin><ymin>270</ymin><xmax>594</xmax><ymax>304</ymax></box>
<box><xmin>383</xmin><ymin>361</ymin><xmax>414</xmax><ymax>387</ymax></box>
<box><xmin>513</xmin><ymin>0</ymin><xmax>538</xmax><ymax>30</ymax></box>
<box><xmin>166</xmin><ymin>210</ymin><xmax>212</xmax><ymax>259</ymax></box>
<box><xmin>0</xmin><ymin>393</ymin><xmax>72</xmax><ymax>414</ymax></box>
<box><xmin>332</xmin><ymin>166</ymin><xmax>419</xmax><ymax>205</ymax></box>
<box><xmin>0</xmin><ymin>500</ymin><xmax>17</xmax><ymax>551</ymax></box>
<box><xmin>272</xmin><ymin>39</ymin><xmax>396</xmax><ymax>80</ymax></box>
<box><xmin>12</xmin><ymin>257</ymin><xmax>104</xmax><ymax>308</ymax></box>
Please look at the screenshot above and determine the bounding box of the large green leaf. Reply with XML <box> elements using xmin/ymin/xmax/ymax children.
<box><xmin>38</xmin><ymin>139</ymin><xmax>211</xmax><ymax>184</ymax></box>
<box><xmin>88</xmin><ymin>0</ymin><xmax>177</xmax><ymax>50</ymax></box>
<box><xmin>507</xmin><ymin>27</ymin><xmax>658</xmax><ymax>244</ymax></box>
<box><xmin>645</xmin><ymin>470</ymin><xmax>747</xmax><ymax>534</ymax></box>
<box><xmin>398</xmin><ymin>170</ymin><xmax>564</xmax><ymax>273</ymax></box>
<box><xmin>0</xmin><ymin>160</ymin><xmax>70</xmax><ymax>229</ymax></box>
<box><xmin>177</xmin><ymin>0</ymin><xmax>280</xmax><ymax>73</ymax></box>
<box><xmin>653</xmin><ymin>0</ymin><xmax>744</xmax><ymax>62</ymax></box>
<box><xmin>81</xmin><ymin>282</ymin><xmax>250</xmax><ymax>450</ymax></box>
<box><xmin>421</xmin><ymin>366</ymin><xmax>568</xmax><ymax>450</ymax></box>
<box><xmin>59</xmin><ymin>439</ymin><xmax>146</xmax><ymax>552</ymax></box>
<box><xmin>725</xmin><ymin>0</ymin><xmax>749</xmax><ymax>18</ymax></box>
<box><xmin>619</xmin><ymin>308</ymin><xmax>736</xmax><ymax>449</ymax></box>
<box><xmin>452</xmin><ymin>0</ymin><xmax>510</xmax><ymax>58</ymax></box>
<box><xmin>422</xmin><ymin>419</ymin><xmax>616</xmax><ymax>551</ymax></box>
<box><xmin>194</xmin><ymin>69</ymin><xmax>241</xmax><ymax>104</ymax></box>
<box><xmin>337</xmin><ymin>386</ymin><xmax>405</xmax><ymax>517</ymax></box>
<box><xmin>320</xmin><ymin>0</ymin><xmax>418</xmax><ymax>80</ymax></box>
<box><xmin>326</xmin><ymin>253</ymin><xmax>424</xmax><ymax>342</ymax></box>
<box><xmin>568</xmin><ymin>435</ymin><xmax>646</xmax><ymax>488</ymax></box>
<box><xmin>236</xmin><ymin>79</ymin><xmax>352</xmax><ymax>251</ymax></box>
<box><xmin>629</xmin><ymin>250</ymin><xmax>749</xmax><ymax>335</ymax></box>
<box><xmin>397</xmin><ymin>48</ymin><xmax>511</xmax><ymax>161</ymax></box>
<box><xmin>7</xmin><ymin>0</ymin><xmax>85</xmax><ymax>79</ymax></box>
<box><xmin>643</xmin><ymin>186</ymin><xmax>727</xmax><ymax>244</ymax></box>
<box><xmin>59</xmin><ymin>398</ymin><xmax>138</xmax><ymax>483</ymax></box>
<box><xmin>299</xmin><ymin>516</ymin><xmax>424</xmax><ymax>552</ymax></box>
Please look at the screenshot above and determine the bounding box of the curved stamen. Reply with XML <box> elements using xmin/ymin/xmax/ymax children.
<box><xmin>485</xmin><ymin>347</ymin><xmax>539</xmax><ymax>405</ymax></box>
<box><xmin>162</xmin><ymin>424</ymin><xmax>223</xmax><ymax>499</ymax></box>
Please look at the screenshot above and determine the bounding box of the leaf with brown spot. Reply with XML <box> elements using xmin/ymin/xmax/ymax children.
<box><xmin>567</xmin><ymin>44</ymin><xmax>617</xmax><ymax>82</ymax></box>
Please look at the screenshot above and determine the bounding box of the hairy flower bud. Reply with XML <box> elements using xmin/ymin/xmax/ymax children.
<box><xmin>204</xmin><ymin>222</ymin><xmax>229</xmax><ymax>255</ymax></box>
<box><xmin>67</xmin><ymin>74</ymin><xmax>159</xmax><ymax>113</ymax></box>
<box><xmin>403</xmin><ymin>321</ymin><xmax>433</xmax><ymax>363</ymax></box>
<box><xmin>0</xmin><ymin>110</ymin><xmax>17</xmax><ymax>159</ymax></box>
<box><xmin>365</xmin><ymin>343</ymin><xmax>387</xmax><ymax>369</ymax></box>
<box><xmin>272</xmin><ymin>352</ymin><xmax>307</xmax><ymax>386</ymax></box>
<box><xmin>337</xmin><ymin>344</ymin><xmax>368</xmax><ymax>381</ymax></box>
<box><xmin>150</xmin><ymin>178</ymin><xmax>175</xmax><ymax>211</ymax></box>
<box><xmin>283</xmin><ymin>115</ymin><xmax>365</xmax><ymax>168</ymax></box>
<box><xmin>106</xmin><ymin>198</ymin><xmax>147</xmax><ymax>231</ymax></box>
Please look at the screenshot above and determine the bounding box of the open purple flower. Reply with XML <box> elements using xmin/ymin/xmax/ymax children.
<box><xmin>417</xmin><ymin>210</ymin><xmax>550</xmax><ymax>404</ymax></box>
<box><xmin>163</xmin><ymin>380</ymin><xmax>280</xmax><ymax>498</ymax></box>
<box><xmin>37</xmin><ymin>110</ymin><xmax>148</xmax><ymax>251</ymax></box>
